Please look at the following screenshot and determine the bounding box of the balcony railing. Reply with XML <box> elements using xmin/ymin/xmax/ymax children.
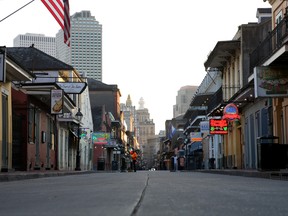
<box><xmin>207</xmin><ymin>87</ymin><xmax>223</xmax><ymax>114</ymax></box>
<box><xmin>250</xmin><ymin>11</ymin><xmax>288</xmax><ymax>75</ymax></box>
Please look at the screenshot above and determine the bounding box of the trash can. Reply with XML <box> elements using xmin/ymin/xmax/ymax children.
<box><xmin>97</xmin><ymin>158</ymin><xmax>105</xmax><ymax>170</ymax></box>
<box><xmin>257</xmin><ymin>136</ymin><xmax>279</xmax><ymax>170</ymax></box>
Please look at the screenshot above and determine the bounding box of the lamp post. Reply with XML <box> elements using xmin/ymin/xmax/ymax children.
<box><xmin>185</xmin><ymin>139</ymin><xmax>189</xmax><ymax>170</ymax></box>
<box><xmin>75</xmin><ymin>108</ymin><xmax>83</xmax><ymax>171</ymax></box>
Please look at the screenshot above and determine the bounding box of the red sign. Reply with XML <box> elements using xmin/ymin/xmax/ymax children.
<box><xmin>92</xmin><ymin>132</ymin><xmax>110</xmax><ymax>144</ymax></box>
<box><xmin>209</xmin><ymin>119</ymin><xmax>228</xmax><ymax>134</ymax></box>
<box><xmin>222</xmin><ymin>103</ymin><xmax>240</xmax><ymax>120</ymax></box>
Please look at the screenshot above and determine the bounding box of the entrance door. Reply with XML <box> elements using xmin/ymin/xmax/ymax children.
<box><xmin>12</xmin><ymin>114</ymin><xmax>24</xmax><ymax>170</ymax></box>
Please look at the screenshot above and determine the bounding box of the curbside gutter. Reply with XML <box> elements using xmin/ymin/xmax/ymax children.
<box><xmin>0</xmin><ymin>171</ymin><xmax>95</xmax><ymax>182</ymax></box>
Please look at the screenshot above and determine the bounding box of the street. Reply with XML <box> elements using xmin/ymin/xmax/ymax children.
<box><xmin>0</xmin><ymin>171</ymin><xmax>288</xmax><ymax>216</ymax></box>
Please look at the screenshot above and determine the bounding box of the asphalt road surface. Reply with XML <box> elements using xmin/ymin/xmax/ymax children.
<box><xmin>0</xmin><ymin>171</ymin><xmax>287</xmax><ymax>216</ymax></box>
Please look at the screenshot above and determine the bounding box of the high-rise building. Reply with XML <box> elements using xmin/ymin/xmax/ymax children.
<box><xmin>13</xmin><ymin>33</ymin><xmax>56</xmax><ymax>57</ymax></box>
<box><xmin>136</xmin><ymin>97</ymin><xmax>155</xmax><ymax>148</ymax></box>
<box><xmin>56</xmin><ymin>10</ymin><xmax>102</xmax><ymax>81</ymax></box>
<box><xmin>120</xmin><ymin>95</ymin><xmax>137</xmax><ymax>133</ymax></box>
<box><xmin>173</xmin><ymin>85</ymin><xmax>198</xmax><ymax>118</ymax></box>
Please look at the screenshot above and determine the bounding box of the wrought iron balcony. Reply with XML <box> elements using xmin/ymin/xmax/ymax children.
<box><xmin>250</xmin><ymin>10</ymin><xmax>288</xmax><ymax>75</ymax></box>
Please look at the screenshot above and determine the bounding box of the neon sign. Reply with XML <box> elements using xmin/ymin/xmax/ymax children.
<box><xmin>209</xmin><ymin>119</ymin><xmax>228</xmax><ymax>134</ymax></box>
<box><xmin>222</xmin><ymin>103</ymin><xmax>240</xmax><ymax>120</ymax></box>
<box><xmin>92</xmin><ymin>133</ymin><xmax>110</xmax><ymax>144</ymax></box>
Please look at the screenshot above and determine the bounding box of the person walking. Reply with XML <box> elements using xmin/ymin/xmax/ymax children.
<box><xmin>131</xmin><ymin>151</ymin><xmax>138</xmax><ymax>172</ymax></box>
<box><xmin>174</xmin><ymin>155</ymin><xmax>178</xmax><ymax>172</ymax></box>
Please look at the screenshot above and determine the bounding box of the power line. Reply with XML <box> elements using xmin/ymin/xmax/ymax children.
<box><xmin>0</xmin><ymin>0</ymin><xmax>35</xmax><ymax>23</ymax></box>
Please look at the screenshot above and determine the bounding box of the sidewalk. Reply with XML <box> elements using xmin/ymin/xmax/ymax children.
<box><xmin>0</xmin><ymin>170</ymin><xmax>94</xmax><ymax>182</ymax></box>
<box><xmin>197</xmin><ymin>169</ymin><xmax>288</xmax><ymax>181</ymax></box>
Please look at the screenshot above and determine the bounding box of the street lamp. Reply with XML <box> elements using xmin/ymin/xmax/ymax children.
<box><xmin>75</xmin><ymin>108</ymin><xmax>83</xmax><ymax>171</ymax></box>
<box><xmin>184</xmin><ymin>138</ymin><xmax>189</xmax><ymax>170</ymax></box>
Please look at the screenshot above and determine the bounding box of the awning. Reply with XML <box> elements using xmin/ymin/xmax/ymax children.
<box><xmin>183</xmin><ymin>93</ymin><xmax>214</xmax><ymax>119</ymax></box>
<box><xmin>204</xmin><ymin>40</ymin><xmax>240</xmax><ymax>70</ymax></box>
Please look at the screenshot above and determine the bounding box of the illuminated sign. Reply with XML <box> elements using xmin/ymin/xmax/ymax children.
<box><xmin>92</xmin><ymin>133</ymin><xmax>110</xmax><ymax>144</ymax></box>
<box><xmin>209</xmin><ymin>119</ymin><xmax>228</xmax><ymax>134</ymax></box>
<box><xmin>222</xmin><ymin>103</ymin><xmax>240</xmax><ymax>120</ymax></box>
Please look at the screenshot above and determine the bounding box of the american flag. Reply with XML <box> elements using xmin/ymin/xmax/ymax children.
<box><xmin>41</xmin><ymin>0</ymin><xmax>70</xmax><ymax>46</ymax></box>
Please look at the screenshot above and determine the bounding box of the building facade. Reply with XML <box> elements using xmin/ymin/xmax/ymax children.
<box><xmin>2</xmin><ymin>47</ymin><xmax>91</xmax><ymax>172</ymax></box>
<box><xmin>120</xmin><ymin>95</ymin><xmax>139</xmax><ymax>151</ymax></box>
<box><xmin>136</xmin><ymin>97</ymin><xmax>155</xmax><ymax>150</ymax></box>
<box><xmin>120</xmin><ymin>95</ymin><xmax>137</xmax><ymax>133</ymax></box>
<box><xmin>160</xmin><ymin>6</ymin><xmax>287</xmax><ymax>172</ymax></box>
<box><xmin>13</xmin><ymin>33</ymin><xmax>56</xmax><ymax>57</ymax></box>
<box><xmin>87</xmin><ymin>78</ymin><xmax>123</xmax><ymax>170</ymax></box>
<box><xmin>203</xmin><ymin>8</ymin><xmax>272</xmax><ymax>170</ymax></box>
<box><xmin>143</xmin><ymin>135</ymin><xmax>161</xmax><ymax>170</ymax></box>
<box><xmin>0</xmin><ymin>47</ymin><xmax>34</xmax><ymax>172</ymax></box>
<box><xmin>56</xmin><ymin>11</ymin><xmax>103</xmax><ymax>81</ymax></box>
<box><xmin>173</xmin><ymin>85</ymin><xmax>198</xmax><ymax>118</ymax></box>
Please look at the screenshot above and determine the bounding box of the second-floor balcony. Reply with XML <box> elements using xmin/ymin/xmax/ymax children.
<box><xmin>250</xmin><ymin>10</ymin><xmax>288</xmax><ymax>75</ymax></box>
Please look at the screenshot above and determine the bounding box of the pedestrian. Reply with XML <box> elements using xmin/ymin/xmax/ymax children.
<box><xmin>131</xmin><ymin>151</ymin><xmax>138</xmax><ymax>172</ymax></box>
<box><xmin>174</xmin><ymin>155</ymin><xmax>178</xmax><ymax>171</ymax></box>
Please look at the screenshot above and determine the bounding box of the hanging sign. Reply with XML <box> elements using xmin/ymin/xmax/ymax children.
<box><xmin>222</xmin><ymin>103</ymin><xmax>240</xmax><ymax>120</ymax></box>
<box><xmin>191</xmin><ymin>132</ymin><xmax>202</xmax><ymax>142</ymax></box>
<box><xmin>56</xmin><ymin>82</ymin><xmax>87</xmax><ymax>94</ymax></box>
<box><xmin>92</xmin><ymin>132</ymin><xmax>110</xmax><ymax>145</ymax></box>
<box><xmin>51</xmin><ymin>89</ymin><xmax>63</xmax><ymax>114</ymax></box>
<box><xmin>200</xmin><ymin>121</ymin><xmax>210</xmax><ymax>133</ymax></box>
<box><xmin>209</xmin><ymin>119</ymin><xmax>228</xmax><ymax>134</ymax></box>
<box><xmin>254</xmin><ymin>66</ymin><xmax>288</xmax><ymax>97</ymax></box>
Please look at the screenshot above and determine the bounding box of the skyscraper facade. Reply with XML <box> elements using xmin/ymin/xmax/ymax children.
<box><xmin>120</xmin><ymin>95</ymin><xmax>137</xmax><ymax>132</ymax></box>
<box><xmin>136</xmin><ymin>97</ymin><xmax>155</xmax><ymax>148</ymax></box>
<box><xmin>173</xmin><ymin>85</ymin><xmax>198</xmax><ymax>118</ymax></box>
<box><xmin>13</xmin><ymin>33</ymin><xmax>56</xmax><ymax>57</ymax></box>
<box><xmin>56</xmin><ymin>10</ymin><xmax>102</xmax><ymax>81</ymax></box>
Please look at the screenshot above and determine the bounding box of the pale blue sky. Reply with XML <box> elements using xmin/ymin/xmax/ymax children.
<box><xmin>0</xmin><ymin>0</ymin><xmax>270</xmax><ymax>133</ymax></box>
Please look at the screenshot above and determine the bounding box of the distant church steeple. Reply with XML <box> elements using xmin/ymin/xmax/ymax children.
<box><xmin>139</xmin><ymin>97</ymin><xmax>145</xmax><ymax>109</ymax></box>
<box><xmin>126</xmin><ymin>94</ymin><xmax>132</xmax><ymax>106</ymax></box>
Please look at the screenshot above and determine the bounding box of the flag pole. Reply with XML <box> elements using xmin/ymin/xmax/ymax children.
<box><xmin>0</xmin><ymin>0</ymin><xmax>35</xmax><ymax>23</ymax></box>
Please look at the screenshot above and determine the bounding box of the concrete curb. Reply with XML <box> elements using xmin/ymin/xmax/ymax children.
<box><xmin>0</xmin><ymin>171</ymin><xmax>95</xmax><ymax>182</ymax></box>
<box><xmin>195</xmin><ymin>169</ymin><xmax>288</xmax><ymax>180</ymax></box>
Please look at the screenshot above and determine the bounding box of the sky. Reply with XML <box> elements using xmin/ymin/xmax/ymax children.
<box><xmin>0</xmin><ymin>0</ymin><xmax>270</xmax><ymax>133</ymax></box>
